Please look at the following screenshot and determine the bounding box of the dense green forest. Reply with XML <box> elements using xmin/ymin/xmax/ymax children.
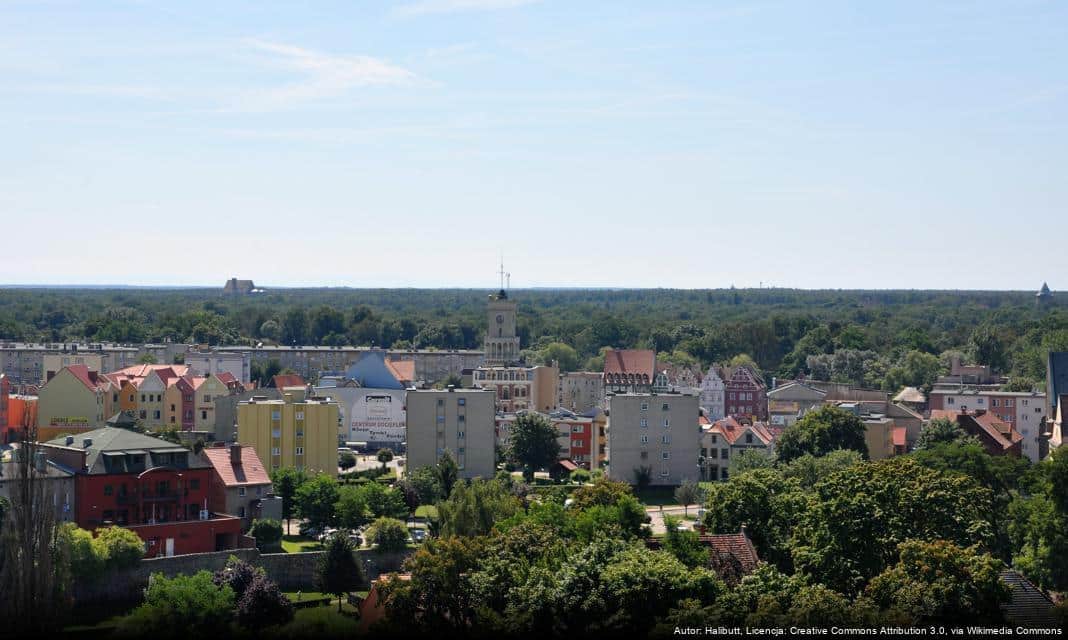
<box><xmin>1</xmin><ymin>287</ymin><xmax>1066</xmax><ymax>390</ymax></box>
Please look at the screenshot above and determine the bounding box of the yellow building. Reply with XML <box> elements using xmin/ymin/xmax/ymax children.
<box><xmin>37</xmin><ymin>365</ymin><xmax>113</xmax><ymax>437</ymax></box>
<box><xmin>193</xmin><ymin>375</ymin><xmax>229</xmax><ymax>431</ymax></box>
<box><xmin>237</xmin><ymin>393</ymin><xmax>339</xmax><ymax>477</ymax></box>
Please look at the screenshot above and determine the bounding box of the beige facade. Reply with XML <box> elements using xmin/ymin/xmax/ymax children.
<box><xmin>484</xmin><ymin>291</ymin><xmax>520</xmax><ymax>366</ymax></box>
<box><xmin>193</xmin><ymin>375</ymin><xmax>229</xmax><ymax>431</ymax></box>
<box><xmin>472</xmin><ymin>364</ymin><xmax>557</xmax><ymax>413</ymax></box>
<box><xmin>559</xmin><ymin>372</ymin><xmax>604</xmax><ymax>413</ymax></box>
<box><xmin>237</xmin><ymin>394</ymin><xmax>340</xmax><ymax>477</ymax></box>
<box><xmin>405</xmin><ymin>388</ymin><xmax>495</xmax><ymax>480</ymax></box>
<box><xmin>0</xmin><ymin>342</ymin><xmax>150</xmax><ymax>386</ymax></box>
<box><xmin>607</xmin><ymin>393</ymin><xmax>700</xmax><ymax>486</ymax></box>
<box><xmin>37</xmin><ymin>367</ymin><xmax>110</xmax><ymax>431</ymax></box>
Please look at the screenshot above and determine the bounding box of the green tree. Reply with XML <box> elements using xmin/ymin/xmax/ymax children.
<box><xmin>368</xmin><ymin>517</ymin><xmax>409</xmax><ymax>553</ymax></box>
<box><xmin>539</xmin><ymin>342</ymin><xmax>581</xmax><ymax>372</ymax></box>
<box><xmin>702</xmin><ymin>468</ymin><xmax>807</xmax><ymax>570</ymax></box>
<box><xmin>438</xmin><ymin>478</ymin><xmax>522</xmax><ymax>538</ymax></box>
<box><xmin>59</xmin><ymin>523</ymin><xmax>104</xmax><ymax>582</ymax></box>
<box><xmin>376</xmin><ymin>447</ymin><xmax>394</xmax><ymax>471</ymax></box>
<box><xmin>248</xmin><ymin>519</ymin><xmax>283</xmax><ymax>552</ymax></box>
<box><xmin>375</xmin><ymin>537</ymin><xmax>485</xmax><ymax>632</ymax></box>
<box><xmin>916</xmin><ymin>417</ymin><xmax>978</xmax><ymax>450</ymax></box>
<box><xmin>117</xmin><ymin>571</ymin><xmax>234</xmax><ymax>639</ymax></box>
<box><xmin>780</xmin><ymin>450</ymin><xmax>863</xmax><ymax>490</ymax></box>
<box><xmin>317</xmin><ymin>533</ymin><xmax>364</xmax><ymax>612</ymax></box>
<box><xmin>883</xmin><ymin>349</ymin><xmax>944</xmax><ymax>392</ymax></box>
<box><xmin>775</xmin><ymin>405</ymin><xmax>869</xmax><ymax>463</ymax></box>
<box><xmin>434</xmin><ymin>451</ymin><xmax>460</xmax><ymax>498</ymax></box>
<box><xmin>570</xmin><ymin>477</ymin><xmax>633</xmax><ymax>510</ymax></box>
<box><xmin>295</xmin><ymin>474</ymin><xmax>339</xmax><ymax>531</ymax></box>
<box><xmin>792</xmin><ymin>457</ymin><xmax>995</xmax><ymax>594</ymax></box>
<box><xmin>93</xmin><ymin>525</ymin><xmax>144</xmax><ymax>569</ymax></box>
<box><xmin>339</xmin><ymin>451</ymin><xmax>356</xmax><ymax>470</ymax></box>
<box><xmin>335</xmin><ymin>485</ymin><xmax>370</xmax><ymax>530</ymax></box>
<box><xmin>865</xmin><ymin>539</ymin><xmax>1009</xmax><ymax>624</ymax></box>
<box><xmin>270</xmin><ymin>467</ymin><xmax>307</xmax><ymax>528</ymax></box>
<box><xmin>663</xmin><ymin>515</ymin><xmax>709</xmax><ymax>568</ymax></box>
<box><xmin>403</xmin><ymin>465</ymin><xmax>444</xmax><ymax>506</ymax></box>
<box><xmin>728</xmin><ymin>448</ymin><xmax>774</xmax><ymax>475</ymax></box>
<box><xmin>674</xmin><ymin>479</ymin><xmax>705</xmax><ymax>516</ymax></box>
<box><xmin>633</xmin><ymin>464</ymin><xmax>653</xmax><ymax>490</ymax></box>
<box><xmin>507</xmin><ymin>413</ymin><xmax>561</xmax><ymax>482</ymax></box>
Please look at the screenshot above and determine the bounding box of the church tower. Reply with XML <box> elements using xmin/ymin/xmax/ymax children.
<box><xmin>484</xmin><ymin>261</ymin><xmax>520</xmax><ymax>366</ymax></box>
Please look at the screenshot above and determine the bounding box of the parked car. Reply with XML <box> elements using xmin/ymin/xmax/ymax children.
<box><xmin>348</xmin><ymin>533</ymin><xmax>363</xmax><ymax>547</ymax></box>
<box><xmin>299</xmin><ymin>523</ymin><xmax>321</xmax><ymax>539</ymax></box>
<box><xmin>409</xmin><ymin>529</ymin><xmax>426</xmax><ymax>543</ymax></box>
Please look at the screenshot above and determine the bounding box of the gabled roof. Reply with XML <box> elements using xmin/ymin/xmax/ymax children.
<box><xmin>345</xmin><ymin>351</ymin><xmax>405</xmax><ymax>390</ymax></box>
<box><xmin>929</xmin><ymin>409</ymin><xmax>1023</xmax><ymax>452</ymax></box>
<box><xmin>893</xmin><ymin>386</ymin><xmax>926</xmax><ymax>404</ymax></box>
<box><xmin>1048</xmin><ymin>352</ymin><xmax>1068</xmax><ymax>410</ymax></box>
<box><xmin>43</xmin><ymin>426</ymin><xmax>209</xmax><ymax>474</ymax></box>
<box><xmin>61</xmin><ymin>365</ymin><xmax>109</xmax><ymax>392</ymax></box>
<box><xmin>202</xmin><ymin>445</ymin><xmax>271</xmax><ymax>487</ymax></box>
<box><xmin>705</xmin><ymin>417</ymin><xmax>774</xmax><ymax>446</ymax></box>
<box><xmin>385</xmin><ymin>359</ymin><xmax>415</xmax><ymax>386</ymax></box>
<box><xmin>603</xmin><ymin>349</ymin><xmax>656</xmax><ymax>382</ymax></box>
<box><xmin>703</xmin><ymin>531</ymin><xmax>760</xmax><ymax>576</ymax></box>
<box><xmin>999</xmin><ymin>569</ymin><xmax>1057</xmax><ymax>627</ymax></box>
<box><xmin>767</xmin><ymin>380</ymin><xmax>826</xmax><ymax>400</ymax></box>
<box><xmin>271</xmin><ymin>374</ymin><xmax>305</xmax><ymax>389</ymax></box>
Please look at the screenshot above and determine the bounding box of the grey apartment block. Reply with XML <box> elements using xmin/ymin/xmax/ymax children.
<box><xmin>607</xmin><ymin>393</ymin><xmax>700</xmax><ymax>486</ymax></box>
<box><xmin>405</xmin><ymin>388</ymin><xmax>495</xmax><ymax>480</ymax></box>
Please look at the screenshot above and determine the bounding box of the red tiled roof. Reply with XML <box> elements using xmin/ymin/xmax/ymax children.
<box><xmin>272</xmin><ymin>374</ymin><xmax>305</xmax><ymax>389</ymax></box>
<box><xmin>63</xmin><ymin>364</ymin><xmax>108</xmax><ymax>392</ymax></box>
<box><xmin>216</xmin><ymin>371</ymin><xmax>237</xmax><ymax>385</ymax></box>
<box><xmin>603</xmin><ymin>349</ymin><xmax>656</xmax><ymax>381</ymax></box>
<box><xmin>202</xmin><ymin>445</ymin><xmax>271</xmax><ymax>487</ymax></box>
<box><xmin>385</xmin><ymin>359</ymin><xmax>415</xmax><ymax>384</ymax></box>
<box><xmin>929</xmin><ymin>409</ymin><xmax>1023</xmax><ymax>451</ymax></box>
<box><xmin>702</xmin><ymin>532</ymin><xmax>760</xmax><ymax>574</ymax></box>
<box><xmin>892</xmin><ymin>426</ymin><xmax>907</xmax><ymax>447</ymax></box>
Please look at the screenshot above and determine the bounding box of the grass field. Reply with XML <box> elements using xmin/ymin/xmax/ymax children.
<box><xmin>281</xmin><ymin>534</ymin><xmax>324</xmax><ymax>553</ymax></box>
<box><xmin>414</xmin><ymin>505</ymin><xmax>438</xmax><ymax>519</ymax></box>
<box><xmin>634</xmin><ymin>486</ymin><xmax>678</xmax><ymax>506</ymax></box>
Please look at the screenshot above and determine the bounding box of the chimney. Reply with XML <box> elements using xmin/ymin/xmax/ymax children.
<box><xmin>447</xmin><ymin>385</ymin><xmax>455</xmax><ymax>392</ymax></box>
<box><xmin>65</xmin><ymin>435</ymin><xmax>75</xmax><ymax>446</ymax></box>
<box><xmin>230</xmin><ymin>443</ymin><xmax>242</xmax><ymax>465</ymax></box>
<box><xmin>974</xmin><ymin>409</ymin><xmax>986</xmax><ymax>417</ymax></box>
<box><xmin>82</xmin><ymin>437</ymin><xmax>93</xmax><ymax>449</ymax></box>
<box><xmin>34</xmin><ymin>450</ymin><xmax>47</xmax><ymax>474</ymax></box>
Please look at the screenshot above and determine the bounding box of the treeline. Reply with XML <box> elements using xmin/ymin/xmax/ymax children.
<box><xmin>1</xmin><ymin>287</ymin><xmax>1067</xmax><ymax>388</ymax></box>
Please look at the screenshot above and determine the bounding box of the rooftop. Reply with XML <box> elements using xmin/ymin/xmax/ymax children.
<box><xmin>202</xmin><ymin>445</ymin><xmax>271</xmax><ymax>487</ymax></box>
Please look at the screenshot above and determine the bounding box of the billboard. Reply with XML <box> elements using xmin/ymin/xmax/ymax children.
<box><xmin>320</xmin><ymin>387</ymin><xmax>406</xmax><ymax>444</ymax></box>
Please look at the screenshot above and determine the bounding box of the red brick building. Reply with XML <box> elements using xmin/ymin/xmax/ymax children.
<box><xmin>40</xmin><ymin>427</ymin><xmax>245</xmax><ymax>556</ymax></box>
<box><xmin>928</xmin><ymin>408</ymin><xmax>1023</xmax><ymax>457</ymax></box>
<box><xmin>722</xmin><ymin>366</ymin><xmax>768</xmax><ymax>421</ymax></box>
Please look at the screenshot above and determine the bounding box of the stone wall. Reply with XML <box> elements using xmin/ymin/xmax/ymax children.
<box><xmin>74</xmin><ymin>547</ymin><xmax>411</xmax><ymax>606</ymax></box>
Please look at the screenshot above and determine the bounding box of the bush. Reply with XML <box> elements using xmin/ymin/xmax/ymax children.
<box><xmin>249</xmin><ymin>518</ymin><xmax>284</xmax><ymax>552</ymax></box>
<box><xmin>570</xmin><ymin>468</ymin><xmax>592</xmax><ymax>484</ymax></box>
<box><xmin>93</xmin><ymin>525</ymin><xmax>145</xmax><ymax>569</ymax></box>
<box><xmin>212</xmin><ymin>556</ymin><xmax>263</xmax><ymax>599</ymax></box>
<box><xmin>368</xmin><ymin>516</ymin><xmax>409</xmax><ymax>553</ymax></box>
<box><xmin>61</xmin><ymin>523</ymin><xmax>105</xmax><ymax>582</ymax></box>
<box><xmin>339</xmin><ymin>452</ymin><xmax>357</xmax><ymax>470</ymax></box>
<box><xmin>236</xmin><ymin>574</ymin><xmax>294</xmax><ymax>630</ymax></box>
<box><xmin>117</xmin><ymin>571</ymin><xmax>234</xmax><ymax>639</ymax></box>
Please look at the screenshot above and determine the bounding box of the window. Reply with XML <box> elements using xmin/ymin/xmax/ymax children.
<box><xmin>661</xmin><ymin>403</ymin><xmax>670</xmax><ymax>411</ymax></box>
<box><xmin>204</xmin><ymin>395</ymin><xmax>211</xmax><ymax>403</ymax></box>
<box><xmin>1035</xmin><ymin>407</ymin><xmax>1042</xmax><ymax>413</ymax></box>
<box><xmin>992</xmin><ymin>398</ymin><xmax>1001</xmax><ymax>407</ymax></box>
<box><xmin>720</xmin><ymin>449</ymin><xmax>729</xmax><ymax>459</ymax></box>
<box><xmin>295</xmin><ymin>411</ymin><xmax>304</xmax><ymax>420</ymax></box>
<box><xmin>190</xmin><ymin>479</ymin><xmax>199</xmax><ymax>490</ymax></box>
<box><xmin>640</xmin><ymin>435</ymin><xmax>649</xmax><ymax>444</ymax></box>
<box><xmin>721</xmin><ymin>468</ymin><xmax>729</xmax><ymax>480</ymax></box>
<box><xmin>947</xmin><ymin>397</ymin><xmax>955</xmax><ymax>405</ymax></box>
<box><xmin>661</xmin><ymin>434</ymin><xmax>671</xmax><ymax>444</ymax></box>
<box><xmin>437</xmin><ymin>398</ymin><xmax>444</xmax><ymax>407</ymax></box>
<box><xmin>746</xmin><ymin>434</ymin><xmax>753</xmax><ymax>444</ymax></box>
<box><xmin>661</xmin><ymin>451</ymin><xmax>671</xmax><ymax>460</ymax></box>
<box><xmin>271</xmin><ymin>410</ymin><xmax>281</xmax><ymax>420</ymax></box>
<box><xmin>458</xmin><ymin>398</ymin><xmax>466</xmax><ymax>406</ymax></box>
<box><xmin>640</xmin><ymin>418</ymin><xmax>648</xmax><ymax>428</ymax></box>
<box><xmin>640</xmin><ymin>402</ymin><xmax>648</xmax><ymax>411</ymax></box>
<box><xmin>660</xmin><ymin>464</ymin><xmax>670</xmax><ymax>477</ymax></box>
<box><xmin>271</xmin><ymin>447</ymin><xmax>280</xmax><ymax>455</ymax></box>
<box><xmin>154</xmin><ymin>410</ymin><xmax>160</xmax><ymax>419</ymax></box>
<box><xmin>295</xmin><ymin>447</ymin><xmax>303</xmax><ymax>455</ymax></box>
<box><xmin>640</xmin><ymin>451</ymin><xmax>648</xmax><ymax>460</ymax></box>
<box><xmin>458</xmin><ymin>414</ymin><xmax>466</xmax><ymax>423</ymax></box>
<box><xmin>239</xmin><ymin>487</ymin><xmax>246</xmax><ymax>497</ymax></box>
<box><xmin>977</xmin><ymin>398</ymin><xmax>985</xmax><ymax>405</ymax></box>
<box><xmin>663</xmin><ymin>418</ymin><xmax>671</xmax><ymax>427</ymax></box>
<box><xmin>457</xmin><ymin>431</ymin><xmax>465</xmax><ymax>439</ymax></box>
<box><xmin>104</xmin><ymin>485</ymin><xmax>113</xmax><ymax>496</ymax></box>
<box><xmin>239</xmin><ymin>507</ymin><xmax>246</xmax><ymax>518</ymax></box>
<box><xmin>572</xmin><ymin>424</ymin><xmax>584</xmax><ymax>433</ymax></box>
<box><xmin>201</xmin><ymin>410</ymin><xmax>207</xmax><ymax>420</ymax></box>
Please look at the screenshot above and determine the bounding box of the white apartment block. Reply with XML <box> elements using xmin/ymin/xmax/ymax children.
<box><xmin>929</xmin><ymin>389</ymin><xmax>1047</xmax><ymax>462</ymax></box>
<box><xmin>405</xmin><ymin>388</ymin><xmax>496</xmax><ymax>480</ymax></box>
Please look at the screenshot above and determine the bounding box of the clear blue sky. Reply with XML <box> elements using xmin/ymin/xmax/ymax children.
<box><xmin>2</xmin><ymin>1</ymin><xmax>1065</xmax><ymax>289</ymax></box>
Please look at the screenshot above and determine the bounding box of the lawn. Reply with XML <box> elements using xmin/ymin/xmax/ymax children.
<box><xmin>634</xmin><ymin>486</ymin><xmax>678</xmax><ymax>507</ymax></box>
<box><xmin>264</xmin><ymin>605</ymin><xmax>360</xmax><ymax>638</ymax></box>
<box><xmin>281</xmin><ymin>534</ymin><xmax>324</xmax><ymax>553</ymax></box>
<box><xmin>414</xmin><ymin>505</ymin><xmax>438</xmax><ymax>519</ymax></box>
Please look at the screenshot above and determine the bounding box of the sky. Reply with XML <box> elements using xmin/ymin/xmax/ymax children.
<box><xmin>1</xmin><ymin>0</ymin><xmax>1066</xmax><ymax>290</ymax></box>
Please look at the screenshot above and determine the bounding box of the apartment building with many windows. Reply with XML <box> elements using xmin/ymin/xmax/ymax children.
<box><xmin>405</xmin><ymin>388</ymin><xmax>495</xmax><ymax>480</ymax></box>
<box><xmin>236</xmin><ymin>392</ymin><xmax>339</xmax><ymax>477</ymax></box>
<box><xmin>606</xmin><ymin>392</ymin><xmax>699</xmax><ymax>486</ymax></box>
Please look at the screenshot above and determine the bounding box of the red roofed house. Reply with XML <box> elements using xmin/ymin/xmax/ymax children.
<box><xmin>603</xmin><ymin>349</ymin><xmax>656</xmax><ymax>394</ymax></box>
<box><xmin>202</xmin><ymin>443</ymin><xmax>277</xmax><ymax>529</ymax></box>
<box><xmin>700</xmin><ymin>416</ymin><xmax>777</xmax><ymax>481</ymax></box>
<box><xmin>38</xmin><ymin>427</ymin><xmax>246</xmax><ymax>556</ymax></box>
<box><xmin>358</xmin><ymin>573</ymin><xmax>412</xmax><ymax>633</ymax></box>
<box><xmin>647</xmin><ymin>527</ymin><xmax>760</xmax><ymax>585</ymax></box>
<box><xmin>928</xmin><ymin>408</ymin><xmax>1023</xmax><ymax>457</ymax></box>
<box><xmin>36</xmin><ymin>365</ymin><xmax>116</xmax><ymax>441</ymax></box>
<box><xmin>384</xmin><ymin>359</ymin><xmax>415</xmax><ymax>388</ymax></box>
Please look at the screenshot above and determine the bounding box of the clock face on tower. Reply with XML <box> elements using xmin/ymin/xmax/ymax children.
<box><xmin>496</xmin><ymin>314</ymin><xmax>504</xmax><ymax>324</ymax></box>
